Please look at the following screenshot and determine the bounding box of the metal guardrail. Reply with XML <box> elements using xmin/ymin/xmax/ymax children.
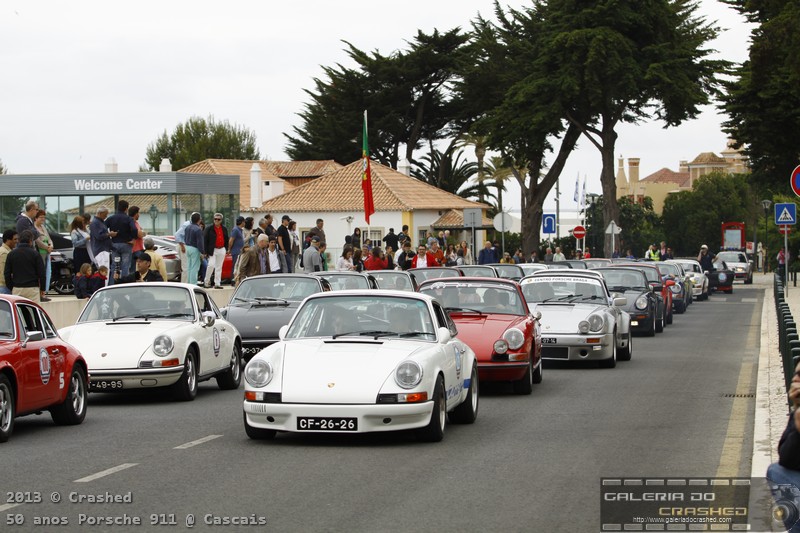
<box><xmin>775</xmin><ymin>273</ymin><xmax>799</xmax><ymax>410</ymax></box>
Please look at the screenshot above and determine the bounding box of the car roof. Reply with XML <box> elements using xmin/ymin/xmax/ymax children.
<box><xmin>520</xmin><ymin>270</ymin><xmax>605</xmax><ymax>283</ymax></box>
<box><xmin>302</xmin><ymin>289</ymin><xmax>436</xmax><ymax>304</ymax></box>
<box><xmin>418</xmin><ymin>276</ymin><xmax>520</xmax><ymax>289</ymax></box>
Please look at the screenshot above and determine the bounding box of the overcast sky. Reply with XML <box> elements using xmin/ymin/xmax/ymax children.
<box><xmin>0</xmin><ymin>0</ymin><xmax>752</xmax><ymax>211</ymax></box>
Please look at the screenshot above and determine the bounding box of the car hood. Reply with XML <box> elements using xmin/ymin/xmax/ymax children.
<box><xmin>280</xmin><ymin>338</ymin><xmax>425</xmax><ymax>404</ymax></box>
<box><xmin>60</xmin><ymin>320</ymin><xmax>186</xmax><ymax>369</ymax></box>
<box><xmin>449</xmin><ymin>314</ymin><xmax>525</xmax><ymax>357</ymax></box>
<box><xmin>225</xmin><ymin>303</ymin><xmax>299</xmax><ymax>339</ymax></box>
<box><xmin>528</xmin><ymin>303</ymin><xmax>604</xmax><ymax>333</ymax></box>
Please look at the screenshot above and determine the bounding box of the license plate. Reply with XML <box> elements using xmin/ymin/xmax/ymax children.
<box><xmin>90</xmin><ymin>379</ymin><xmax>123</xmax><ymax>391</ymax></box>
<box><xmin>296</xmin><ymin>417</ymin><xmax>357</xmax><ymax>431</ymax></box>
<box><xmin>542</xmin><ymin>337</ymin><xmax>557</xmax><ymax>344</ymax></box>
<box><xmin>630</xmin><ymin>320</ymin><xmax>639</xmax><ymax>326</ymax></box>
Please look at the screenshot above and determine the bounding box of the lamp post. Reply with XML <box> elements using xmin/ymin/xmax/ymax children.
<box><xmin>149</xmin><ymin>204</ymin><xmax>159</xmax><ymax>235</ymax></box>
<box><xmin>762</xmin><ymin>199</ymin><xmax>772</xmax><ymax>272</ymax></box>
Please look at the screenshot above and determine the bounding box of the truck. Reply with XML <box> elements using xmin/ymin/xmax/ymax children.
<box><xmin>721</xmin><ymin>222</ymin><xmax>746</xmax><ymax>251</ymax></box>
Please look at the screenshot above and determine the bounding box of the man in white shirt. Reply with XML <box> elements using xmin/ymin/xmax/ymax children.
<box><xmin>266</xmin><ymin>235</ymin><xmax>287</xmax><ymax>274</ymax></box>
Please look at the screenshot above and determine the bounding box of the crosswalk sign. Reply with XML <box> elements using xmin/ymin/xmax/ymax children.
<box><xmin>775</xmin><ymin>203</ymin><xmax>797</xmax><ymax>225</ymax></box>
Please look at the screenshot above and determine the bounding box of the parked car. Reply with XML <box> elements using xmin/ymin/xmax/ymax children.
<box><xmin>707</xmin><ymin>260</ymin><xmax>735</xmax><ymax>294</ymax></box>
<box><xmin>370</xmin><ymin>270</ymin><xmax>419</xmax><ymax>292</ymax></box>
<box><xmin>419</xmin><ymin>277</ymin><xmax>542</xmax><ymax>394</ymax></box>
<box><xmin>555</xmin><ymin>260</ymin><xmax>587</xmax><ymax>269</ymax></box>
<box><xmin>520</xmin><ymin>270</ymin><xmax>632</xmax><ymax>368</ymax></box>
<box><xmin>617</xmin><ymin>263</ymin><xmax>674</xmax><ymax>326</ymax></box>
<box><xmin>518</xmin><ymin>263</ymin><xmax>548</xmax><ymax>276</ymax></box>
<box><xmin>655</xmin><ymin>261</ymin><xmax>691</xmax><ymax>314</ymax></box>
<box><xmin>457</xmin><ymin>265</ymin><xmax>498</xmax><ymax>278</ymax></box>
<box><xmin>59</xmin><ymin>283</ymin><xmax>242</xmax><ymax>401</ymax></box>
<box><xmin>0</xmin><ymin>295</ymin><xmax>88</xmax><ymax>442</ymax></box>
<box><xmin>595</xmin><ymin>267</ymin><xmax>663</xmax><ymax>336</ymax></box>
<box><xmin>313</xmin><ymin>271</ymin><xmax>378</xmax><ymax>290</ymax></box>
<box><xmin>670</xmin><ymin>259</ymin><xmax>709</xmax><ymax>301</ymax></box>
<box><xmin>408</xmin><ymin>267</ymin><xmax>463</xmax><ymax>283</ymax></box>
<box><xmin>243</xmin><ymin>291</ymin><xmax>479</xmax><ymax>442</ymax></box>
<box><xmin>584</xmin><ymin>258</ymin><xmax>612</xmax><ymax>269</ymax></box>
<box><xmin>487</xmin><ymin>263</ymin><xmax>525</xmax><ymax>281</ymax></box>
<box><xmin>151</xmin><ymin>236</ymin><xmax>234</xmax><ymax>284</ymax></box>
<box><xmin>716</xmin><ymin>251</ymin><xmax>753</xmax><ymax>284</ymax></box>
<box><xmin>222</xmin><ymin>274</ymin><xmax>331</xmax><ymax>361</ymax></box>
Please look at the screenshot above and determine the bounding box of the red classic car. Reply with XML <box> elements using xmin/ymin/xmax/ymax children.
<box><xmin>0</xmin><ymin>296</ymin><xmax>88</xmax><ymax>442</ymax></box>
<box><xmin>419</xmin><ymin>278</ymin><xmax>542</xmax><ymax>394</ymax></box>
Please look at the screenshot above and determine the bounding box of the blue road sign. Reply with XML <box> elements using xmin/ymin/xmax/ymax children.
<box><xmin>542</xmin><ymin>214</ymin><xmax>556</xmax><ymax>234</ymax></box>
<box><xmin>776</xmin><ymin>203</ymin><xmax>797</xmax><ymax>225</ymax></box>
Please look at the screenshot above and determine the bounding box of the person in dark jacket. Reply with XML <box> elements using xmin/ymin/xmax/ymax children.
<box><xmin>105</xmin><ymin>200</ymin><xmax>138</xmax><ymax>283</ymax></box>
<box><xmin>396</xmin><ymin>241</ymin><xmax>415</xmax><ymax>271</ymax></box>
<box><xmin>4</xmin><ymin>230</ymin><xmax>45</xmax><ymax>302</ymax></box>
<box><xmin>113</xmin><ymin>253</ymin><xmax>163</xmax><ymax>283</ymax></box>
<box><xmin>768</xmin><ymin>360</ymin><xmax>800</xmax><ymax>531</ymax></box>
<box><xmin>88</xmin><ymin>266</ymin><xmax>109</xmax><ymax>293</ymax></box>
<box><xmin>203</xmin><ymin>213</ymin><xmax>229</xmax><ymax>288</ymax></box>
<box><xmin>74</xmin><ymin>263</ymin><xmax>93</xmax><ymax>299</ymax></box>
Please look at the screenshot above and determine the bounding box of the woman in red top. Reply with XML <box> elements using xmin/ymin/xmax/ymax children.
<box><xmin>364</xmin><ymin>247</ymin><xmax>388</xmax><ymax>270</ymax></box>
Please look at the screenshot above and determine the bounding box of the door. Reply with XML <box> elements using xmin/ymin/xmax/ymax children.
<box><xmin>193</xmin><ymin>290</ymin><xmax>231</xmax><ymax>375</ymax></box>
<box><xmin>15</xmin><ymin>303</ymin><xmax>60</xmax><ymax>411</ymax></box>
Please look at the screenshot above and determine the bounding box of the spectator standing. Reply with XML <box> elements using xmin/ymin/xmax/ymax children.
<box><xmin>264</xmin><ymin>214</ymin><xmax>277</xmax><ymax>238</ymax></box>
<box><xmin>383</xmin><ymin>228</ymin><xmax>399</xmax><ymax>253</ymax></box>
<box><xmin>33</xmin><ymin>210</ymin><xmax>52</xmax><ymax>301</ymax></box>
<box><xmin>183</xmin><ymin>213</ymin><xmax>204</xmax><ymax>285</ymax></box>
<box><xmin>430</xmin><ymin>241</ymin><xmax>445</xmax><ymax>266</ymax></box>
<box><xmin>397</xmin><ymin>225</ymin><xmax>409</xmax><ymax>247</ymax></box>
<box><xmin>544</xmin><ymin>247</ymin><xmax>554</xmax><ymax>263</ymax></box>
<box><xmin>364</xmin><ymin>247</ymin><xmax>388</xmax><ymax>270</ymax></box>
<box><xmin>385</xmin><ymin>246</ymin><xmax>396</xmax><ymax>270</ymax></box>
<box><xmin>229</xmin><ymin>216</ymin><xmax>245</xmax><ymax>280</ymax></box>
<box><xmin>396</xmin><ymin>241</ymin><xmax>415</xmax><ymax>270</ymax></box>
<box><xmin>658</xmin><ymin>241</ymin><xmax>671</xmax><ymax>260</ymax></box>
<box><xmin>437</xmin><ymin>231</ymin><xmax>446</xmax><ymax>248</ymax></box>
<box><xmin>552</xmin><ymin>247</ymin><xmax>566</xmax><ymax>262</ymax></box>
<box><xmin>105</xmin><ymin>200</ymin><xmax>138</xmax><ymax>283</ymax></box>
<box><xmin>174</xmin><ymin>213</ymin><xmax>196</xmax><ymax>283</ymax></box>
<box><xmin>478</xmin><ymin>241</ymin><xmax>497</xmax><ymax>265</ymax></box>
<box><xmin>308</xmin><ymin>218</ymin><xmax>326</xmax><ymax>246</ymax></box>
<box><xmin>277</xmin><ymin>215</ymin><xmax>292</xmax><ymax>273</ymax></box>
<box><xmin>444</xmin><ymin>244</ymin><xmax>458</xmax><ymax>266</ymax></box>
<box><xmin>235</xmin><ymin>234</ymin><xmax>267</xmax><ymax>283</ymax></box>
<box><xmin>69</xmin><ymin>215</ymin><xmax>92</xmax><ymax>272</ymax></box>
<box><xmin>352</xmin><ymin>248</ymin><xmax>365</xmax><ymax>272</ymax></box>
<box><xmin>16</xmin><ymin>201</ymin><xmax>49</xmax><ymax>256</ymax></box>
<box><xmin>203</xmin><ymin>213</ymin><xmax>229</xmax><ymax>289</ymax></box>
<box><xmin>90</xmin><ymin>206</ymin><xmax>115</xmax><ymax>274</ymax></box>
<box><xmin>459</xmin><ymin>240</ymin><xmax>474</xmax><ymax>265</ymax></box>
<box><xmin>264</xmin><ymin>235</ymin><xmax>288</xmax><ymax>274</ymax></box>
<box><xmin>303</xmin><ymin>236</ymin><xmax>323</xmax><ymax>273</ymax></box>
<box><xmin>351</xmin><ymin>227</ymin><xmax>362</xmax><ymax>250</ymax></box>
<box><xmin>319</xmin><ymin>242</ymin><xmax>329</xmax><ymax>271</ymax></box>
<box><xmin>128</xmin><ymin>206</ymin><xmax>146</xmax><ymax>258</ymax></box>
<box><xmin>514</xmin><ymin>250</ymin><xmax>524</xmax><ymax>264</ymax></box>
<box><xmin>143</xmin><ymin>237</ymin><xmax>168</xmax><ymax>282</ymax></box>
<box><xmin>411</xmin><ymin>244</ymin><xmax>438</xmax><ymax>268</ymax></box>
<box><xmin>289</xmin><ymin>220</ymin><xmax>300</xmax><ymax>272</ymax></box>
<box><xmin>426</xmin><ymin>231</ymin><xmax>437</xmax><ymax>248</ymax></box>
<box><xmin>0</xmin><ymin>230</ymin><xmax>18</xmax><ymax>295</ymax></box>
<box><xmin>625</xmin><ymin>249</ymin><xmax>635</xmax><ymax>259</ymax></box>
<box><xmin>530</xmin><ymin>250</ymin><xmax>539</xmax><ymax>263</ymax></box>
<box><xmin>337</xmin><ymin>247</ymin><xmax>355</xmax><ymax>271</ymax></box>
<box><xmin>4</xmin><ymin>230</ymin><xmax>45</xmax><ymax>302</ymax></box>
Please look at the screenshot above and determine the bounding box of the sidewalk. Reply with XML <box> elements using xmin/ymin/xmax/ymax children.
<box><xmin>752</xmin><ymin>272</ymin><xmax>795</xmax><ymax>476</ymax></box>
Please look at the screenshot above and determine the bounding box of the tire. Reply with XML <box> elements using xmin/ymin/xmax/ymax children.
<box><xmin>52</xmin><ymin>278</ymin><xmax>75</xmax><ymax>295</ymax></box>
<box><xmin>0</xmin><ymin>375</ymin><xmax>15</xmax><ymax>443</ymax></box>
<box><xmin>449</xmin><ymin>364</ymin><xmax>478</xmax><ymax>424</ymax></box>
<box><xmin>50</xmin><ymin>367</ymin><xmax>87</xmax><ymax>425</ymax></box>
<box><xmin>532</xmin><ymin>357</ymin><xmax>543</xmax><ymax>384</ymax></box>
<box><xmin>646</xmin><ymin>310</ymin><xmax>657</xmax><ymax>337</ymax></box>
<box><xmin>416</xmin><ymin>376</ymin><xmax>445</xmax><ymax>442</ymax></box>
<box><xmin>216</xmin><ymin>343</ymin><xmax>242</xmax><ymax>390</ymax></box>
<box><xmin>666</xmin><ymin>304</ymin><xmax>673</xmax><ymax>325</ymax></box>
<box><xmin>172</xmin><ymin>350</ymin><xmax>198</xmax><ymax>401</ymax></box>
<box><xmin>655</xmin><ymin>306</ymin><xmax>665</xmax><ymax>333</ymax></box>
<box><xmin>599</xmin><ymin>338</ymin><xmax>617</xmax><ymax>368</ymax></box>
<box><xmin>745</xmin><ymin>275</ymin><xmax>753</xmax><ymax>285</ymax></box>
<box><xmin>513</xmin><ymin>358</ymin><xmax>534</xmax><ymax>395</ymax></box>
<box><xmin>618</xmin><ymin>330</ymin><xmax>632</xmax><ymax>361</ymax></box>
<box><xmin>243</xmin><ymin>412</ymin><xmax>276</xmax><ymax>440</ymax></box>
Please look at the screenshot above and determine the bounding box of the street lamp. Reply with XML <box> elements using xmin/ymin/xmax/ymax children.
<box><xmin>149</xmin><ymin>204</ymin><xmax>159</xmax><ymax>235</ymax></box>
<box><xmin>762</xmin><ymin>199</ymin><xmax>772</xmax><ymax>272</ymax></box>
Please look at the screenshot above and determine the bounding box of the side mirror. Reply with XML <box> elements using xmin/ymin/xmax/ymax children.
<box><xmin>613</xmin><ymin>297</ymin><xmax>627</xmax><ymax>307</ymax></box>
<box><xmin>650</xmin><ymin>283</ymin><xmax>662</xmax><ymax>293</ymax></box>
<box><xmin>533</xmin><ymin>311</ymin><xmax>542</xmax><ymax>321</ymax></box>
<box><xmin>437</xmin><ymin>326</ymin><xmax>452</xmax><ymax>344</ymax></box>
<box><xmin>23</xmin><ymin>331</ymin><xmax>44</xmax><ymax>347</ymax></box>
<box><xmin>278</xmin><ymin>325</ymin><xmax>289</xmax><ymax>340</ymax></box>
<box><xmin>201</xmin><ymin>311</ymin><xmax>216</xmax><ymax>327</ymax></box>
<box><xmin>219</xmin><ymin>307</ymin><xmax>227</xmax><ymax>318</ymax></box>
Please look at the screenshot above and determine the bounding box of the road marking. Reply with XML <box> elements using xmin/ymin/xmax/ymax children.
<box><xmin>74</xmin><ymin>463</ymin><xmax>138</xmax><ymax>483</ymax></box>
<box><xmin>0</xmin><ymin>503</ymin><xmax>21</xmax><ymax>512</ymax></box>
<box><xmin>742</xmin><ymin>298</ymin><xmax>758</xmax><ymax>303</ymax></box>
<box><xmin>716</xmin><ymin>302</ymin><xmax>759</xmax><ymax>477</ymax></box>
<box><xmin>174</xmin><ymin>434</ymin><xmax>223</xmax><ymax>449</ymax></box>
<box><xmin>710</xmin><ymin>297</ymin><xmax>728</xmax><ymax>302</ymax></box>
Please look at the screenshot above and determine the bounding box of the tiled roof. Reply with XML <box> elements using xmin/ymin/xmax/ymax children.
<box><xmin>432</xmin><ymin>209</ymin><xmax>493</xmax><ymax>228</ymax></box>
<box><xmin>65</xmin><ymin>194</ymin><xmax>181</xmax><ymax>216</ymax></box>
<box><xmin>690</xmin><ymin>152</ymin><xmax>726</xmax><ymax>165</ymax></box>
<box><xmin>179</xmin><ymin>159</ymin><xmax>289</xmax><ymax>210</ymax></box>
<box><xmin>641</xmin><ymin>168</ymin><xmax>691</xmax><ymax>188</ymax></box>
<box><xmin>262</xmin><ymin>160</ymin><xmax>341</xmax><ymax>178</ymax></box>
<box><xmin>258</xmin><ymin>160</ymin><xmax>490</xmax><ymax>212</ymax></box>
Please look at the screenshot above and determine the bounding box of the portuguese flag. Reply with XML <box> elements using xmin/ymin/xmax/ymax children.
<box><xmin>362</xmin><ymin>111</ymin><xmax>375</xmax><ymax>224</ymax></box>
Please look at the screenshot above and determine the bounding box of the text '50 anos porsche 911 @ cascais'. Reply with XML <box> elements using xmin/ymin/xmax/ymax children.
<box><xmin>243</xmin><ymin>290</ymin><xmax>479</xmax><ymax>443</ymax></box>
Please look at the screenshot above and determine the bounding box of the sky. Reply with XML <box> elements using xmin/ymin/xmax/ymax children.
<box><xmin>0</xmin><ymin>0</ymin><xmax>753</xmax><ymax>213</ymax></box>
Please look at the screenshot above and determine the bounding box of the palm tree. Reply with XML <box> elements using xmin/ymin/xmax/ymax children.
<box><xmin>411</xmin><ymin>141</ymin><xmax>497</xmax><ymax>203</ymax></box>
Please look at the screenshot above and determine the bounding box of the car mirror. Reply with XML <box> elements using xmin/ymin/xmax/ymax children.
<box><xmin>201</xmin><ymin>311</ymin><xmax>216</xmax><ymax>327</ymax></box>
<box><xmin>278</xmin><ymin>325</ymin><xmax>289</xmax><ymax>340</ymax></box>
<box><xmin>219</xmin><ymin>307</ymin><xmax>227</xmax><ymax>318</ymax></box>
<box><xmin>533</xmin><ymin>311</ymin><xmax>542</xmax><ymax>321</ymax></box>
<box><xmin>437</xmin><ymin>326</ymin><xmax>451</xmax><ymax>344</ymax></box>
<box><xmin>613</xmin><ymin>296</ymin><xmax>627</xmax><ymax>307</ymax></box>
<box><xmin>650</xmin><ymin>284</ymin><xmax>662</xmax><ymax>293</ymax></box>
<box><xmin>23</xmin><ymin>331</ymin><xmax>44</xmax><ymax>346</ymax></box>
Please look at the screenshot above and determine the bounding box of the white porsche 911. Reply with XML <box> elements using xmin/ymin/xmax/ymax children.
<box><xmin>59</xmin><ymin>283</ymin><xmax>242</xmax><ymax>401</ymax></box>
<box><xmin>243</xmin><ymin>290</ymin><xmax>479</xmax><ymax>442</ymax></box>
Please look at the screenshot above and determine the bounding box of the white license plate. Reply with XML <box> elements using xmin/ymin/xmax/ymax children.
<box><xmin>90</xmin><ymin>379</ymin><xmax>123</xmax><ymax>391</ymax></box>
<box><xmin>297</xmin><ymin>417</ymin><xmax>357</xmax><ymax>431</ymax></box>
<box><xmin>542</xmin><ymin>337</ymin><xmax>557</xmax><ymax>344</ymax></box>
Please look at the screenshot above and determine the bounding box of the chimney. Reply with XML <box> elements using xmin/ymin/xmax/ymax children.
<box><xmin>398</xmin><ymin>158</ymin><xmax>411</xmax><ymax>176</ymax></box>
<box><xmin>615</xmin><ymin>155</ymin><xmax>628</xmax><ymax>193</ymax></box>
<box><xmin>105</xmin><ymin>158</ymin><xmax>118</xmax><ymax>173</ymax></box>
<box><xmin>628</xmin><ymin>158</ymin><xmax>640</xmax><ymax>185</ymax></box>
<box><xmin>249</xmin><ymin>163</ymin><xmax>262</xmax><ymax>209</ymax></box>
<box><xmin>679</xmin><ymin>160</ymin><xmax>688</xmax><ymax>173</ymax></box>
<box><xmin>159</xmin><ymin>158</ymin><xmax>172</xmax><ymax>172</ymax></box>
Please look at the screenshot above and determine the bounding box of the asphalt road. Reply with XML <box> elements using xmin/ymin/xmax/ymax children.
<box><xmin>0</xmin><ymin>284</ymin><xmax>762</xmax><ymax>532</ymax></box>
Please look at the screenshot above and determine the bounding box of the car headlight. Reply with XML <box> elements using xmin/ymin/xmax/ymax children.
<box><xmin>503</xmin><ymin>328</ymin><xmax>525</xmax><ymax>350</ymax></box>
<box><xmin>395</xmin><ymin>361</ymin><xmax>423</xmax><ymax>389</ymax></box>
<box><xmin>635</xmin><ymin>295</ymin><xmax>648</xmax><ymax>310</ymax></box>
<box><xmin>588</xmin><ymin>314</ymin><xmax>605</xmax><ymax>332</ymax></box>
<box><xmin>493</xmin><ymin>339</ymin><xmax>509</xmax><ymax>354</ymax></box>
<box><xmin>153</xmin><ymin>335</ymin><xmax>174</xmax><ymax>357</ymax></box>
<box><xmin>718</xmin><ymin>273</ymin><xmax>727</xmax><ymax>283</ymax></box>
<box><xmin>669</xmin><ymin>284</ymin><xmax>681</xmax><ymax>294</ymax></box>
<box><xmin>578</xmin><ymin>320</ymin><xmax>590</xmax><ymax>334</ymax></box>
<box><xmin>245</xmin><ymin>360</ymin><xmax>273</xmax><ymax>388</ymax></box>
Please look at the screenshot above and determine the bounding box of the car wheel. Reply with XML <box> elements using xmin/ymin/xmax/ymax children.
<box><xmin>0</xmin><ymin>375</ymin><xmax>15</xmax><ymax>443</ymax></box>
<box><xmin>52</xmin><ymin>278</ymin><xmax>75</xmax><ymax>295</ymax></box>
<box><xmin>655</xmin><ymin>306</ymin><xmax>665</xmax><ymax>333</ymax></box>
<box><xmin>618</xmin><ymin>330</ymin><xmax>632</xmax><ymax>361</ymax></box>
<box><xmin>243</xmin><ymin>412</ymin><xmax>277</xmax><ymax>440</ymax></box>
<box><xmin>666</xmin><ymin>305</ymin><xmax>673</xmax><ymax>325</ymax></box>
<box><xmin>745</xmin><ymin>275</ymin><xmax>753</xmax><ymax>285</ymax></box>
<box><xmin>449</xmin><ymin>364</ymin><xmax>478</xmax><ymax>424</ymax></box>
<box><xmin>513</xmin><ymin>357</ymin><xmax>534</xmax><ymax>395</ymax></box>
<box><xmin>216</xmin><ymin>343</ymin><xmax>242</xmax><ymax>390</ymax></box>
<box><xmin>172</xmin><ymin>350</ymin><xmax>198</xmax><ymax>401</ymax></box>
<box><xmin>50</xmin><ymin>367</ymin><xmax>87</xmax><ymax>426</ymax></box>
<box><xmin>416</xmin><ymin>376</ymin><xmax>445</xmax><ymax>442</ymax></box>
<box><xmin>532</xmin><ymin>357</ymin><xmax>543</xmax><ymax>384</ymax></box>
<box><xmin>599</xmin><ymin>340</ymin><xmax>617</xmax><ymax>368</ymax></box>
<box><xmin>647</xmin><ymin>311</ymin><xmax>657</xmax><ymax>337</ymax></box>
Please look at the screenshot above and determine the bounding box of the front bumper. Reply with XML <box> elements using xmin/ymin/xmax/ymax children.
<box><xmin>89</xmin><ymin>367</ymin><xmax>184</xmax><ymax>389</ymax></box>
<box><xmin>477</xmin><ymin>360</ymin><xmax>530</xmax><ymax>382</ymax></box>
<box><xmin>628</xmin><ymin>313</ymin><xmax>654</xmax><ymax>332</ymax></box>
<box><xmin>243</xmin><ymin>400</ymin><xmax>434</xmax><ymax>433</ymax></box>
<box><xmin>539</xmin><ymin>333</ymin><xmax>615</xmax><ymax>361</ymax></box>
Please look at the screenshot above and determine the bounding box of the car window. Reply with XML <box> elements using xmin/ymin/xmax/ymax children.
<box><xmin>40</xmin><ymin>309</ymin><xmax>58</xmax><ymax>338</ymax></box>
<box><xmin>17</xmin><ymin>304</ymin><xmax>44</xmax><ymax>336</ymax></box>
<box><xmin>0</xmin><ymin>301</ymin><xmax>15</xmax><ymax>340</ymax></box>
<box><xmin>194</xmin><ymin>290</ymin><xmax>216</xmax><ymax>316</ymax></box>
<box><xmin>432</xmin><ymin>302</ymin><xmax>449</xmax><ymax>329</ymax></box>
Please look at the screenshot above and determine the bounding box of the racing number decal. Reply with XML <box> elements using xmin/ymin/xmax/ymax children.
<box><xmin>213</xmin><ymin>328</ymin><xmax>221</xmax><ymax>357</ymax></box>
<box><xmin>59</xmin><ymin>372</ymin><xmax>65</xmax><ymax>389</ymax></box>
<box><xmin>39</xmin><ymin>347</ymin><xmax>50</xmax><ymax>385</ymax></box>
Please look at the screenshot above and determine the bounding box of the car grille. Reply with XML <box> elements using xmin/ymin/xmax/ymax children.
<box><xmin>140</xmin><ymin>361</ymin><xmax>154</xmax><ymax>368</ymax></box>
<box><xmin>542</xmin><ymin>347</ymin><xmax>568</xmax><ymax>359</ymax></box>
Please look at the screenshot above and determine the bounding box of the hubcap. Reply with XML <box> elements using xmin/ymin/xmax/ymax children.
<box><xmin>470</xmin><ymin>368</ymin><xmax>478</xmax><ymax>411</ymax></box>
<box><xmin>71</xmin><ymin>374</ymin><xmax>85</xmax><ymax>415</ymax></box>
<box><xmin>0</xmin><ymin>384</ymin><xmax>11</xmax><ymax>432</ymax></box>
<box><xmin>437</xmin><ymin>388</ymin><xmax>446</xmax><ymax>430</ymax></box>
<box><xmin>187</xmin><ymin>357</ymin><xmax>196</xmax><ymax>391</ymax></box>
<box><xmin>231</xmin><ymin>349</ymin><xmax>240</xmax><ymax>381</ymax></box>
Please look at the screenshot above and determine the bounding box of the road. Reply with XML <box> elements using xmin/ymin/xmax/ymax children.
<box><xmin>1</xmin><ymin>284</ymin><xmax>762</xmax><ymax>532</ymax></box>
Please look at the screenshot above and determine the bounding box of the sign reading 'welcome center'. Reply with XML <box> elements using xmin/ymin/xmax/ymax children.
<box><xmin>73</xmin><ymin>178</ymin><xmax>165</xmax><ymax>192</ymax></box>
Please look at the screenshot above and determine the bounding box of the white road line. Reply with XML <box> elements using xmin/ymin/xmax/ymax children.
<box><xmin>174</xmin><ymin>434</ymin><xmax>223</xmax><ymax>449</ymax></box>
<box><xmin>742</xmin><ymin>298</ymin><xmax>758</xmax><ymax>303</ymax></box>
<box><xmin>74</xmin><ymin>463</ymin><xmax>138</xmax><ymax>483</ymax></box>
<box><xmin>0</xmin><ymin>503</ymin><xmax>21</xmax><ymax>512</ymax></box>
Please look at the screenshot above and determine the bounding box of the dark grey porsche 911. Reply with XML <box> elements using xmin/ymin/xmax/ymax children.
<box><xmin>221</xmin><ymin>274</ymin><xmax>331</xmax><ymax>361</ymax></box>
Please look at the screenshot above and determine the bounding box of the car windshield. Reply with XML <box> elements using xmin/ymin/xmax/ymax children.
<box><xmin>597</xmin><ymin>270</ymin><xmax>648</xmax><ymax>291</ymax></box>
<box><xmin>718</xmin><ymin>252</ymin><xmax>747</xmax><ymax>263</ymax></box>
<box><xmin>286</xmin><ymin>295</ymin><xmax>436</xmax><ymax>340</ymax></box>
<box><xmin>492</xmin><ymin>264</ymin><xmax>523</xmax><ymax>279</ymax></box>
<box><xmin>79</xmin><ymin>286</ymin><xmax>195</xmax><ymax>322</ymax></box>
<box><xmin>320</xmin><ymin>274</ymin><xmax>369</xmax><ymax>291</ymax></box>
<box><xmin>676</xmin><ymin>261</ymin><xmax>700</xmax><ymax>273</ymax></box>
<box><xmin>521</xmin><ymin>276</ymin><xmax>607</xmax><ymax>303</ymax></box>
<box><xmin>420</xmin><ymin>282</ymin><xmax>526</xmax><ymax>315</ymax></box>
<box><xmin>411</xmin><ymin>268</ymin><xmax>460</xmax><ymax>282</ymax></box>
<box><xmin>233</xmin><ymin>276</ymin><xmax>320</xmax><ymax>303</ymax></box>
<box><xmin>658</xmin><ymin>263</ymin><xmax>680</xmax><ymax>277</ymax></box>
<box><xmin>460</xmin><ymin>266</ymin><xmax>496</xmax><ymax>277</ymax></box>
<box><xmin>372</xmin><ymin>273</ymin><xmax>413</xmax><ymax>291</ymax></box>
<box><xmin>519</xmin><ymin>264</ymin><xmax>547</xmax><ymax>275</ymax></box>
<box><xmin>0</xmin><ymin>300</ymin><xmax>14</xmax><ymax>340</ymax></box>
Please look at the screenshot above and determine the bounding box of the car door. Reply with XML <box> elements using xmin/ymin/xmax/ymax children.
<box><xmin>193</xmin><ymin>290</ymin><xmax>230</xmax><ymax>374</ymax></box>
<box><xmin>15</xmin><ymin>303</ymin><xmax>60</xmax><ymax>410</ymax></box>
<box><xmin>39</xmin><ymin>308</ymin><xmax>68</xmax><ymax>401</ymax></box>
<box><xmin>208</xmin><ymin>297</ymin><xmax>235</xmax><ymax>369</ymax></box>
<box><xmin>432</xmin><ymin>302</ymin><xmax>462</xmax><ymax>409</ymax></box>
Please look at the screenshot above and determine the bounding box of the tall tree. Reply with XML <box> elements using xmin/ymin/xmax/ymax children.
<box><xmin>411</xmin><ymin>140</ymin><xmax>496</xmax><ymax>202</ymax></box>
<box><xmin>721</xmin><ymin>0</ymin><xmax>800</xmax><ymax>192</ymax></box>
<box><xmin>534</xmin><ymin>0</ymin><xmax>727</xmax><ymax>256</ymax></box>
<box><xmin>142</xmin><ymin>116</ymin><xmax>261</xmax><ymax>171</ymax></box>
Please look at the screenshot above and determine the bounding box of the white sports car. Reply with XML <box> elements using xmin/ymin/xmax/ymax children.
<box><xmin>520</xmin><ymin>271</ymin><xmax>631</xmax><ymax>368</ymax></box>
<box><xmin>243</xmin><ymin>290</ymin><xmax>479</xmax><ymax>442</ymax></box>
<box><xmin>670</xmin><ymin>259</ymin><xmax>709</xmax><ymax>300</ymax></box>
<box><xmin>59</xmin><ymin>283</ymin><xmax>242</xmax><ymax>401</ymax></box>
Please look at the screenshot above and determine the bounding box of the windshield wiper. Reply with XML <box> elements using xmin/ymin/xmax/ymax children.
<box><xmin>577</xmin><ymin>295</ymin><xmax>604</xmax><ymax>301</ymax></box>
<box><xmin>397</xmin><ymin>331</ymin><xmax>435</xmax><ymax>338</ymax></box>
<box><xmin>160</xmin><ymin>313</ymin><xmax>194</xmax><ymax>319</ymax></box>
<box><xmin>111</xmin><ymin>314</ymin><xmax>157</xmax><ymax>322</ymax></box>
<box><xmin>232</xmin><ymin>296</ymin><xmax>256</xmax><ymax>304</ymax></box>
<box><xmin>253</xmin><ymin>297</ymin><xmax>289</xmax><ymax>306</ymax></box>
<box><xmin>444</xmin><ymin>306</ymin><xmax>485</xmax><ymax>315</ymax></box>
<box><xmin>331</xmin><ymin>330</ymin><xmax>389</xmax><ymax>339</ymax></box>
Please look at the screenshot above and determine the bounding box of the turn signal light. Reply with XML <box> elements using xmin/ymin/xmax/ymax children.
<box><xmin>152</xmin><ymin>358</ymin><xmax>180</xmax><ymax>367</ymax></box>
<box><xmin>400</xmin><ymin>392</ymin><xmax>428</xmax><ymax>403</ymax></box>
<box><xmin>586</xmin><ymin>338</ymin><xmax>601</xmax><ymax>344</ymax></box>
